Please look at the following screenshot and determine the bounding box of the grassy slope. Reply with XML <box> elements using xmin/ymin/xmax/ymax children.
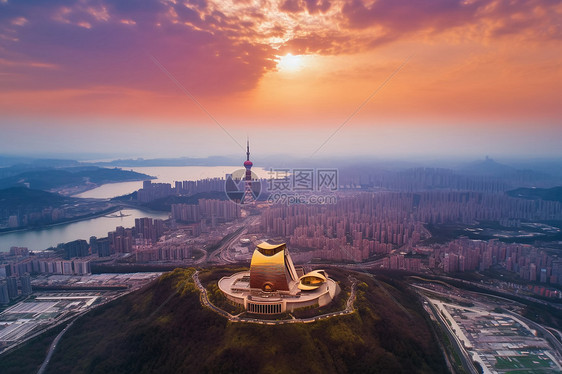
<box><xmin>32</xmin><ymin>268</ymin><xmax>447</xmax><ymax>374</ymax></box>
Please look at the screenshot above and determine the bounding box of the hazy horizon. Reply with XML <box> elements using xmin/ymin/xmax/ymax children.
<box><xmin>1</xmin><ymin>1</ymin><xmax>561</xmax><ymax>160</ymax></box>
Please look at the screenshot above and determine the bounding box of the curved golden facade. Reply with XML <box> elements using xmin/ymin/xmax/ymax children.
<box><xmin>249</xmin><ymin>242</ymin><xmax>298</xmax><ymax>292</ymax></box>
<box><xmin>256</xmin><ymin>242</ymin><xmax>286</xmax><ymax>255</ymax></box>
<box><xmin>219</xmin><ymin>244</ymin><xmax>340</xmax><ymax>314</ymax></box>
<box><xmin>298</xmin><ymin>270</ymin><xmax>327</xmax><ymax>291</ymax></box>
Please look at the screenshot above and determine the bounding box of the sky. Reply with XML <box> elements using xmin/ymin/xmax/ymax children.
<box><xmin>1</xmin><ymin>0</ymin><xmax>561</xmax><ymax>160</ymax></box>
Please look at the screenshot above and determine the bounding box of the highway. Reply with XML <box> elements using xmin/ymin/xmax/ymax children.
<box><xmin>414</xmin><ymin>279</ymin><xmax>562</xmax><ymax>357</ymax></box>
<box><xmin>438</xmin><ymin>275</ymin><xmax>562</xmax><ymax>311</ymax></box>
<box><xmin>207</xmin><ymin>216</ymin><xmax>259</xmax><ymax>264</ymax></box>
<box><xmin>421</xmin><ymin>294</ymin><xmax>479</xmax><ymax>374</ymax></box>
<box><xmin>414</xmin><ymin>282</ymin><xmax>562</xmax><ymax>374</ymax></box>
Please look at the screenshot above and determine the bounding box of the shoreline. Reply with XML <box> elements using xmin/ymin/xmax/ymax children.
<box><xmin>117</xmin><ymin>200</ymin><xmax>172</xmax><ymax>215</ymax></box>
<box><xmin>0</xmin><ymin>205</ymin><xmax>171</xmax><ymax>253</ymax></box>
<box><xmin>67</xmin><ymin>176</ymin><xmax>156</xmax><ymax>198</ymax></box>
<box><xmin>0</xmin><ymin>205</ymin><xmax>123</xmax><ymax>236</ymax></box>
<box><xmin>0</xmin><ymin>174</ymin><xmax>161</xmax><ymax>236</ymax></box>
<box><xmin>0</xmin><ymin>205</ymin><xmax>170</xmax><ymax>237</ymax></box>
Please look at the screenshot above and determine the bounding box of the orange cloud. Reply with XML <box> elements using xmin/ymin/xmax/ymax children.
<box><xmin>0</xmin><ymin>0</ymin><xmax>560</xmax><ymax>124</ymax></box>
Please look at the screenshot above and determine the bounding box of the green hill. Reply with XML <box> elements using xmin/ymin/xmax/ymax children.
<box><xmin>1</xmin><ymin>268</ymin><xmax>447</xmax><ymax>374</ymax></box>
<box><xmin>0</xmin><ymin>187</ymin><xmax>75</xmax><ymax>211</ymax></box>
<box><xmin>507</xmin><ymin>186</ymin><xmax>562</xmax><ymax>203</ymax></box>
<box><xmin>0</xmin><ymin>166</ymin><xmax>152</xmax><ymax>191</ymax></box>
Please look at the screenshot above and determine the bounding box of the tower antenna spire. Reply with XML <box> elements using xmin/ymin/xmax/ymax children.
<box><xmin>246</xmin><ymin>136</ymin><xmax>250</xmax><ymax>161</ymax></box>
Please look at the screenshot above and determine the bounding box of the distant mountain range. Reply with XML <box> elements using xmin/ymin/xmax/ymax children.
<box><xmin>92</xmin><ymin>156</ymin><xmax>240</xmax><ymax>167</ymax></box>
<box><xmin>455</xmin><ymin>156</ymin><xmax>553</xmax><ymax>186</ymax></box>
<box><xmin>0</xmin><ymin>155</ymin><xmax>82</xmax><ymax>169</ymax></box>
<box><xmin>1</xmin><ymin>154</ymin><xmax>561</xmax><ymax>186</ymax></box>
<box><xmin>0</xmin><ymin>155</ymin><xmax>242</xmax><ymax>169</ymax></box>
<box><xmin>459</xmin><ymin>156</ymin><xmax>516</xmax><ymax>175</ymax></box>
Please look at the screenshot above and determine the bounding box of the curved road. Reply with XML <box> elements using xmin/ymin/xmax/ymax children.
<box><xmin>422</xmin><ymin>295</ymin><xmax>479</xmax><ymax>374</ymax></box>
<box><xmin>192</xmin><ymin>271</ymin><xmax>358</xmax><ymax>325</ymax></box>
<box><xmin>208</xmin><ymin>216</ymin><xmax>261</xmax><ymax>264</ymax></box>
<box><xmin>37</xmin><ymin>320</ymin><xmax>76</xmax><ymax>374</ymax></box>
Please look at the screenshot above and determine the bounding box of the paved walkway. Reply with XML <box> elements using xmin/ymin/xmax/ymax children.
<box><xmin>192</xmin><ymin>271</ymin><xmax>358</xmax><ymax>325</ymax></box>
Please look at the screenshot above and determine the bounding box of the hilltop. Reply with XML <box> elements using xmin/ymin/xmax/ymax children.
<box><xmin>1</xmin><ymin>268</ymin><xmax>447</xmax><ymax>374</ymax></box>
<box><xmin>0</xmin><ymin>166</ymin><xmax>152</xmax><ymax>192</ymax></box>
<box><xmin>0</xmin><ymin>187</ymin><xmax>75</xmax><ymax>211</ymax></box>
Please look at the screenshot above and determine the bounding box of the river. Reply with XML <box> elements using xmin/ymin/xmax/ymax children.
<box><xmin>0</xmin><ymin>208</ymin><xmax>169</xmax><ymax>252</ymax></box>
<box><xmin>0</xmin><ymin>165</ymin><xmax>267</xmax><ymax>252</ymax></box>
<box><xmin>73</xmin><ymin>166</ymin><xmax>268</xmax><ymax>199</ymax></box>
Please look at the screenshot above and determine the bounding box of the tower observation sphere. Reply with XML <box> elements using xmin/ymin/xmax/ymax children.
<box><xmin>244</xmin><ymin>139</ymin><xmax>252</xmax><ymax>181</ymax></box>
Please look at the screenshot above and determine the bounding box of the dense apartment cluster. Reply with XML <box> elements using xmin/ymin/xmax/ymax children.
<box><xmin>137</xmin><ymin>178</ymin><xmax>225</xmax><ymax>202</ymax></box>
<box><xmin>171</xmin><ymin>199</ymin><xmax>240</xmax><ymax>223</ymax></box>
<box><xmin>413</xmin><ymin>192</ymin><xmax>562</xmax><ymax>224</ymax></box>
<box><xmin>135</xmin><ymin>242</ymin><xmax>192</xmax><ymax>262</ymax></box>
<box><xmin>106</xmin><ymin>218</ymin><xmax>166</xmax><ymax>254</ymax></box>
<box><xmin>339</xmin><ymin>166</ymin><xmax>550</xmax><ymax>192</ymax></box>
<box><xmin>429</xmin><ymin>238</ymin><xmax>562</xmax><ymax>285</ymax></box>
<box><xmin>262</xmin><ymin>193</ymin><xmax>428</xmax><ymax>261</ymax></box>
<box><xmin>381</xmin><ymin>253</ymin><xmax>422</xmax><ymax>272</ymax></box>
<box><xmin>0</xmin><ymin>246</ymin><xmax>93</xmax><ymax>304</ymax></box>
<box><xmin>1</xmin><ymin>249</ymin><xmax>91</xmax><ymax>277</ymax></box>
<box><xmin>0</xmin><ymin>217</ymin><xmax>169</xmax><ymax>295</ymax></box>
<box><xmin>0</xmin><ymin>247</ymin><xmax>34</xmax><ymax>304</ymax></box>
<box><xmin>0</xmin><ymin>273</ymin><xmax>31</xmax><ymax>305</ymax></box>
<box><xmin>3</xmin><ymin>207</ymin><xmax>66</xmax><ymax>229</ymax></box>
<box><xmin>1</xmin><ymin>200</ymin><xmax>115</xmax><ymax>230</ymax></box>
<box><xmin>261</xmin><ymin>192</ymin><xmax>562</xmax><ymax>285</ymax></box>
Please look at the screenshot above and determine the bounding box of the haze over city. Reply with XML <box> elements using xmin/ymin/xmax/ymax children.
<box><xmin>2</xmin><ymin>2</ymin><xmax>562</xmax><ymax>374</ymax></box>
<box><xmin>1</xmin><ymin>0</ymin><xmax>561</xmax><ymax>159</ymax></box>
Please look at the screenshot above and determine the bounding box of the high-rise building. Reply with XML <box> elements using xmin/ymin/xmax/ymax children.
<box><xmin>64</xmin><ymin>239</ymin><xmax>89</xmax><ymax>259</ymax></box>
<box><xmin>0</xmin><ymin>282</ymin><xmax>9</xmax><ymax>304</ymax></box>
<box><xmin>73</xmin><ymin>260</ymin><xmax>91</xmax><ymax>275</ymax></box>
<box><xmin>9</xmin><ymin>247</ymin><xmax>28</xmax><ymax>256</ymax></box>
<box><xmin>8</xmin><ymin>215</ymin><xmax>19</xmax><ymax>228</ymax></box>
<box><xmin>171</xmin><ymin>203</ymin><xmax>200</xmax><ymax>222</ymax></box>
<box><xmin>62</xmin><ymin>261</ymin><xmax>73</xmax><ymax>275</ymax></box>
<box><xmin>20</xmin><ymin>273</ymin><xmax>32</xmax><ymax>295</ymax></box>
<box><xmin>7</xmin><ymin>276</ymin><xmax>18</xmax><ymax>299</ymax></box>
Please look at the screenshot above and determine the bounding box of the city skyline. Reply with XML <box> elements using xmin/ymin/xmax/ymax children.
<box><xmin>1</xmin><ymin>0</ymin><xmax>561</xmax><ymax>158</ymax></box>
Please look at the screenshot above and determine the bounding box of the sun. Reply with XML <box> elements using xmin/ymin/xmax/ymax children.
<box><xmin>277</xmin><ymin>53</ymin><xmax>304</xmax><ymax>72</ymax></box>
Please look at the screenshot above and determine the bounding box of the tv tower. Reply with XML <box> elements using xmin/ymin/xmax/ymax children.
<box><xmin>241</xmin><ymin>138</ymin><xmax>255</xmax><ymax>204</ymax></box>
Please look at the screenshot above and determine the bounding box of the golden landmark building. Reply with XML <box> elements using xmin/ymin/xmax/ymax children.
<box><xmin>218</xmin><ymin>242</ymin><xmax>339</xmax><ymax>315</ymax></box>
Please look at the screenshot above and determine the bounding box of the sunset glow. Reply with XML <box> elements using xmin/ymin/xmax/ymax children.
<box><xmin>277</xmin><ymin>54</ymin><xmax>304</xmax><ymax>72</ymax></box>
<box><xmin>0</xmin><ymin>0</ymin><xmax>560</xmax><ymax>158</ymax></box>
